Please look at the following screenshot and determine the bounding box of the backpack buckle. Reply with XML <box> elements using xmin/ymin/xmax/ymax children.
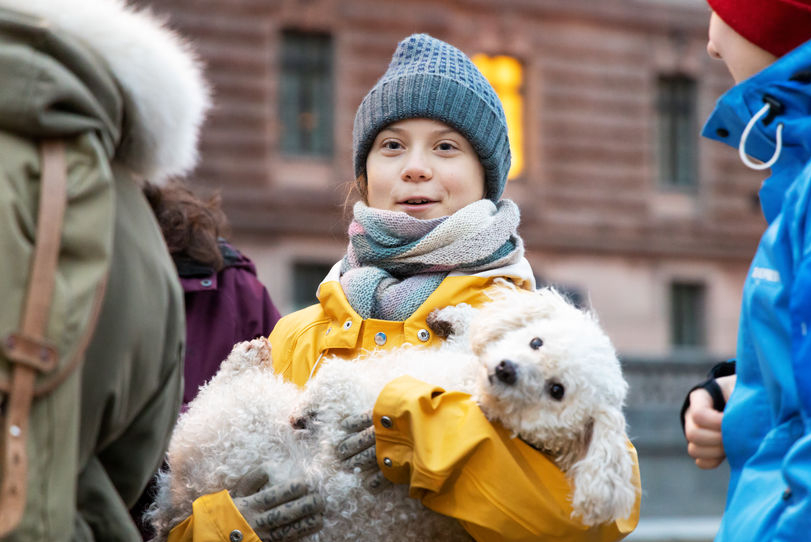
<box><xmin>2</xmin><ymin>333</ymin><xmax>58</xmax><ymax>373</ymax></box>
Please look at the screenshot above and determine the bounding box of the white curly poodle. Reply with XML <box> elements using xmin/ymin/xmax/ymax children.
<box><xmin>148</xmin><ymin>285</ymin><xmax>636</xmax><ymax>540</ymax></box>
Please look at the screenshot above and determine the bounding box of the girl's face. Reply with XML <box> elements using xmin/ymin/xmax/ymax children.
<box><xmin>365</xmin><ymin>118</ymin><xmax>485</xmax><ymax>219</ymax></box>
<box><xmin>707</xmin><ymin>11</ymin><xmax>777</xmax><ymax>83</ymax></box>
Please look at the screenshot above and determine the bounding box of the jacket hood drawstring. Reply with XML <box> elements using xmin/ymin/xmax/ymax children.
<box><xmin>739</xmin><ymin>101</ymin><xmax>784</xmax><ymax>170</ymax></box>
<box><xmin>703</xmin><ymin>40</ymin><xmax>811</xmax><ymax>222</ymax></box>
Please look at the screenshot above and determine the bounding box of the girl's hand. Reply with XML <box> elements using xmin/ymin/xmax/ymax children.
<box><xmin>232</xmin><ymin>464</ymin><xmax>325</xmax><ymax>541</ymax></box>
<box><xmin>337</xmin><ymin>412</ymin><xmax>393</xmax><ymax>494</ymax></box>
<box><xmin>684</xmin><ymin>374</ymin><xmax>736</xmax><ymax>469</ymax></box>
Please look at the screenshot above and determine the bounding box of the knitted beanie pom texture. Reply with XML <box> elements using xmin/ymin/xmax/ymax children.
<box><xmin>708</xmin><ymin>0</ymin><xmax>811</xmax><ymax>57</ymax></box>
<box><xmin>353</xmin><ymin>33</ymin><xmax>511</xmax><ymax>202</ymax></box>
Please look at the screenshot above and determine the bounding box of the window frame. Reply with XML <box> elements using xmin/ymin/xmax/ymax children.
<box><xmin>656</xmin><ymin>74</ymin><xmax>698</xmax><ymax>191</ymax></box>
<box><xmin>669</xmin><ymin>281</ymin><xmax>707</xmax><ymax>351</ymax></box>
<box><xmin>279</xmin><ymin>29</ymin><xmax>334</xmax><ymax>158</ymax></box>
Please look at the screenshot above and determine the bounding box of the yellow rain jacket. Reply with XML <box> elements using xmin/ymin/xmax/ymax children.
<box><xmin>169</xmin><ymin>260</ymin><xmax>640</xmax><ymax>542</ymax></box>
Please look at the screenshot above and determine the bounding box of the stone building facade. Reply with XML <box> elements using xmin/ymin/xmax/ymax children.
<box><xmin>137</xmin><ymin>0</ymin><xmax>767</xmax><ymax>539</ymax></box>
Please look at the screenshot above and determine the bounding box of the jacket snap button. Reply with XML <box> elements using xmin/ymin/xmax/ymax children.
<box><xmin>343</xmin><ymin>320</ymin><xmax>353</xmax><ymax>330</ymax></box>
<box><xmin>716</xmin><ymin>127</ymin><xmax>730</xmax><ymax>138</ymax></box>
<box><xmin>374</xmin><ymin>332</ymin><xmax>387</xmax><ymax>346</ymax></box>
<box><xmin>383</xmin><ymin>457</ymin><xmax>393</xmax><ymax>467</ymax></box>
<box><xmin>229</xmin><ymin>529</ymin><xmax>243</xmax><ymax>542</ymax></box>
<box><xmin>782</xmin><ymin>488</ymin><xmax>792</xmax><ymax>501</ymax></box>
<box><xmin>381</xmin><ymin>416</ymin><xmax>393</xmax><ymax>429</ymax></box>
<box><xmin>417</xmin><ymin>329</ymin><xmax>430</xmax><ymax>342</ymax></box>
<box><xmin>200</xmin><ymin>279</ymin><xmax>213</xmax><ymax>287</ymax></box>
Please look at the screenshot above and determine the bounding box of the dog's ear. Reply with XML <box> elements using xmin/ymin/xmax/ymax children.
<box><xmin>567</xmin><ymin>408</ymin><xmax>637</xmax><ymax>527</ymax></box>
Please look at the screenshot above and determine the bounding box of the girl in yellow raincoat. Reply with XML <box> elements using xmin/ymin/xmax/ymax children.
<box><xmin>169</xmin><ymin>33</ymin><xmax>641</xmax><ymax>542</ymax></box>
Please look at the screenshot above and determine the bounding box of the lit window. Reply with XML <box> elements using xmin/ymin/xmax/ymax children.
<box><xmin>670</xmin><ymin>282</ymin><xmax>706</xmax><ymax>349</ymax></box>
<box><xmin>280</xmin><ymin>31</ymin><xmax>333</xmax><ymax>157</ymax></box>
<box><xmin>657</xmin><ymin>74</ymin><xmax>697</xmax><ymax>189</ymax></box>
<box><xmin>472</xmin><ymin>54</ymin><xmax>524</xmax><ymax>179</ymax></box>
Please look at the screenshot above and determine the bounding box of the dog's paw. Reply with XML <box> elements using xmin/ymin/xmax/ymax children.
<box><xmin>290</xmin><ymin>409</ymin><xmax>318</xmax><ymax>430</ymax></box>
<box><xmin>427</xmin><ymin>303</ymin><xmax>475</xmax><ymax>340</ymax></box>
<box><xmin>220</xmin><ymin>338</ymin><xmax>273</xmax><ymax>373</ymax></box>
<box><xmin>245</xmin><ymin>337</ymin><xmax>273</xmax><ymax>364</ymax></box>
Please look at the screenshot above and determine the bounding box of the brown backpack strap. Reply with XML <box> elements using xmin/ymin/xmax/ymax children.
<box><xmin>0</xmin><ymin>140</ymin><xmax>67</xmax><ymax>536</ymax></box>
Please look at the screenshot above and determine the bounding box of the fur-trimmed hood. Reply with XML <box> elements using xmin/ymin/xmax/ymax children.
<box><xmin>0</xmin><ymin>0</ymin><xmax>210</xmax><ymax>183</ymax></box>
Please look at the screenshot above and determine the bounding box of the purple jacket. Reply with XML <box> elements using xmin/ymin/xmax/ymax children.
<box><xmin>178</xmin><ymin>243</ymin><xmax>280</xmax><ymax>409</ymax></box>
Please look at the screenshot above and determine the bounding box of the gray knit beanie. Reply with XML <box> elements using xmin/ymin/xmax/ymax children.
<box><xmin>353</xmin><ymin>33</ymin><xmax>511</xmax><ymax>202</ymax></box>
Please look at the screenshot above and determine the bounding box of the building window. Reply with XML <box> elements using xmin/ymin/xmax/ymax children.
<box><xmin>657</xmin><ymin>74</ymin><xmax>697</xmax><ymax>189</ymax></box>
<box><xmin>472</xmin><ymin>54</ymin><xmax>524</xmax><ymax>180</ymax></box>
<box><xmin>280</xmin><ymin>30</ymin><xmax>333</xmax><ymax>157</ymax></box>
<box><xmin>292</xmin><ymin>262</ymin><xmax>334</xmax><ymax>310</ymax></box>
<box><xmin>670</xmin><ymin>282</ymin><xmax>706</xmax><ymax>349</ymax></box>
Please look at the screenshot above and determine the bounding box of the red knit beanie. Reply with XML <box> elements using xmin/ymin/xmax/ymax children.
<box><xmin>708</xmin><ymin>0</ymin><xmax>811</xmax><ymax>57</ymax></box>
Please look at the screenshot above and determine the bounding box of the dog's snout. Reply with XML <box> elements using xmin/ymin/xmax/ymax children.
<box><xmin>495</xmin><ymin>360</ymin><xmax>518</xmax><ymax>385</ymax></box>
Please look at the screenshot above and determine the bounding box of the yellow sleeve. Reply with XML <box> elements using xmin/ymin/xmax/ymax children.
<box><xmin>269</xmin><ymin>303</ymin><xmax>330</xmax><ymax>386</ymax></box>
<box><xmin>373</xmin><ymin>376</ymin><xmax>641</xmax><ymax>542</ymax></box>
<box><xmin>167</xmin><ymin>490</ymin><xmax>262</xmax><ymax>542</ymax></box>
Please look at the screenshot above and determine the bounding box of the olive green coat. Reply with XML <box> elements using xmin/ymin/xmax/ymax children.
<box><xmin>0</xmin><ymin>1</ymin><xmax>209</xmax><ymax>539</ymax></box>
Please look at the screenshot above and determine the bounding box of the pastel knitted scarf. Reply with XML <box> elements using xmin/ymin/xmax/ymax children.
<box><xmin>340</xmin><ymin>199</ymin><xmax>524</xmax><ymax>321</ymax></box>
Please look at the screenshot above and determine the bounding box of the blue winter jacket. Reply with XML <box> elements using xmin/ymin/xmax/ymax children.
<box><xmin>702</xmin><ymin>40</ymin><xmax>811</xmax><ymax>542</ymax></box>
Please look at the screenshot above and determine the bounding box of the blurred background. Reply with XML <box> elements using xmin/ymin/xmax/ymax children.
<box><xmin>133</xmin><ymin>0</ymin><xmax>767</xmax><ymax>539</ymax></box>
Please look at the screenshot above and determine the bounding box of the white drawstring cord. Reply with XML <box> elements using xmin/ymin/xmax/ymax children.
<box><xmin>738</xmin><ymin>102</ymin><xmax>784</xmax><ymax>170</ymax></box>
<box><xmin>308</xmin><ymin>352</ymin><xmax>325</xmax><ymax>381</ymax></box>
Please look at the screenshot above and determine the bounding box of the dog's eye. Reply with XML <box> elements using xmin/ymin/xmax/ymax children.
<box><xmin>529</xmin><ymin>337</ymin><xmax>543</xmax><ymax>350</ymax></box>
<box><xmin>547</xmin><ymin>381</ymin><xmax>565</xmax><ymax>401</ymax></box>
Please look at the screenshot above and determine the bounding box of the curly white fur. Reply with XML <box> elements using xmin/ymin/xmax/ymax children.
<box><xmin>149</xmin><ymin>286</ymin><xmax>636</xmax><ymax>539</ymax></box>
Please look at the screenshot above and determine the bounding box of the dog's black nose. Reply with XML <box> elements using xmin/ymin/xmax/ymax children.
<box><xmin>495</xmin><ymin>360</ymin><xmax>517</xmax><ymax>385</ymax></box>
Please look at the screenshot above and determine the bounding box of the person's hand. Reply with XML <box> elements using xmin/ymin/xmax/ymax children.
<box><xmin>337</xmin><ymin>412</ymin><xmax>392</xmax><ymax>494</ymax></box>
<box><xmin>684</xmin><ymin>375</ymin><xmax>736</xmax><ymax>469</ymax></box>
<box><xmin>232</xmin><ymin>464</ymin><xmax>325</xmax><ymax>541</ymax></box>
